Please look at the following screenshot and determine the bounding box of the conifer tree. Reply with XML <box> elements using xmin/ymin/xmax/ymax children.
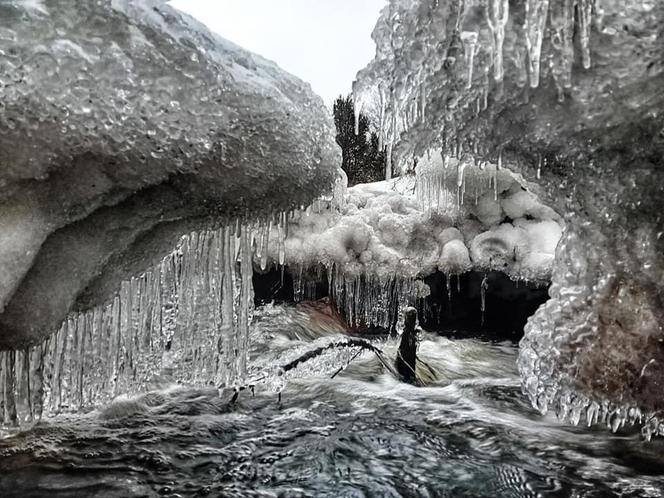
<box><xmin>333</xmin><ymin>95</ymin><xmax>386</xmax><ymax>186</ymax></box>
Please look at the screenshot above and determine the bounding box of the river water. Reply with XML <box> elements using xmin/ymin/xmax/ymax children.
<box><xmin>1</xmin><ymin>303</ymin><xmax>663</xmax><ymax>498</ymax></box>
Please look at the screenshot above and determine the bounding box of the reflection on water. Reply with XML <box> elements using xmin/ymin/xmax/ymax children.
<box><xmin>1</xmin><ymin>303</ymin><xmax>663</xmax><ymax>498</ymax></box>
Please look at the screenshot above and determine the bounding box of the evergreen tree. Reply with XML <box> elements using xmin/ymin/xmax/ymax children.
<box><xmin>333</xmin><ymin>95</ymin><xmax>386</xmax><ymax>186</ymax></box>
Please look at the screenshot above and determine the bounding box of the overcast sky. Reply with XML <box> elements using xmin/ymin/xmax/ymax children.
<box><xmin>169</xmin><ymin>0</ymin><xmax>385</xmax><ymax>105</ymax></box>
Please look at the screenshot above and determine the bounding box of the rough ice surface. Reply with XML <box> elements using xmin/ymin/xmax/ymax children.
<box><xmin>355</xmin><ymin>0</ymin><xmax>664</xmax><ymax>436</ymax></box>
<box><xmin>264</xmin><ymin>156</ymin><xmax>561</xmax><ymax>328</ymax></box>
<box><xmin>0</xmin><ymin>0</ymin><xmax>339</xmax><ymax>348</ymax></box>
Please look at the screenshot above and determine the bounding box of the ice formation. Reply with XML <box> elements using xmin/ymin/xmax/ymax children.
<box><xmin>0</xmin><ymin>219</ymin><xmax>299</xmax><ymax>427</ymax></box>
<box><xmin>265</xmin><ymin>154</ymin><xmax>561</xmax><ymax>328</ymax></box>
<box><xmin>0</xmin><ymin>0</ymin><xmax>339</xmax><ymax>349</ymax></box>
<box><xmin>354</xmin><ymin>0</ymin><xmax>664</xmax><ymax>436</ymax></box>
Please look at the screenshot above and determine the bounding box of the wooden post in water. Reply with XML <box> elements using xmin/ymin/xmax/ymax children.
<box><xmin>396</xmin><ymin>306</ymin><xmax>418</xmax><ymax>383</ymax></box>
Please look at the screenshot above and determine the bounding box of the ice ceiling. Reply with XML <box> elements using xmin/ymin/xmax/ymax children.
<box><xmin>354</xmin><ymin>0</ymin><xmax>664</xmax><ymax>436</ymax></box>
<box><xmin>0</xmin><ymin>0</ymin><xmax>339</xmax><ymax>348</ymax></box>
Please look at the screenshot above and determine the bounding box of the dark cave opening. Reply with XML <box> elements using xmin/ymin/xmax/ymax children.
<box><xmin>253</xmin><ymin>266</ymin><xmax>550</xmax><ymax>343</ymax></box>
<box><xmin>417</xmin><ymin>271</ymin><xmax>550</xmax><ymax>342</ymax></box>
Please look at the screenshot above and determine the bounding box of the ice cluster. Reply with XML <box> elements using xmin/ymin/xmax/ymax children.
<box><xmin>354</xmin><ymin>0</ymin><xmax>664</xmax><ymax>435</ymax></box>
<box><xmin>0</xmin><ymin>0</ymin><xmax>339</xmax><ymax>348</ymax></box>
<box><xmin>266</xmin><ymin>155</ymin><xmax>561</xmax><ymax>328</ymax></box>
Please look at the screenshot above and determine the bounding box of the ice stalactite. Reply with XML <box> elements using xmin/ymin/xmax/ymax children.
<box><xmin>415</xmin><ymin>153</ymin><xmax>511</xmax><ymax>218</ymax></box>
<box><xmin>485</xmin><ymin>0</ymin><xmax>509</xmax><ymax>82</ymax></box>
<box><xmin>328</xmin><ymin>269</ymin><xmax>429</xmax><ymax>330</ymax></box>
<box><xmin>460</xmin><ymin>31</ymin><xmax>479</xmax><ymax>89</ymax></box>
<box><xmin>0</xmin><ymin>222</ymin><xmax>266</xmax><ymax>428</ymax></box>
<box><xmin>354</xmin><ymin>99</ymin><xmax>363</xmax><ymax>136</ymax></box>
<box><xmin>578</xmin><ymin>0</ymin><xmax>593</xmax><ymax>69</ymax></box>
<box><xmin>549</xmin><ymin>0</ymin><xmax>575</xmax><ymax>101</ymax></box>
<box><xmin>524</xmin><ymin>0</ymin><xmax>551</xmax><ymax>88</ymax></box>
<box><xmin>386</xmin><ymin>142</ymin><xmax>394</xmax><ymax>180</ymax></box>
<box><xmin>480</xmin><ymin>273</ymin><xmax>489</xmax><ymax>327</ymax></box>
<box><xmin>291</xmin><ymin>264</ymin><xmax>429</xmax><ymax>331</ymax></box>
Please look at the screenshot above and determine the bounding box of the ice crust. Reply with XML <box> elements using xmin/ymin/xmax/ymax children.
<box><xmin>354</xmin><ymin>0</ymin><xmax>664</xmax><ymax>436</ymax></box>
<box><xmin>0</xmin><ymin>0</ymin><xmax>339</xmax><ymax>348</ymax></box>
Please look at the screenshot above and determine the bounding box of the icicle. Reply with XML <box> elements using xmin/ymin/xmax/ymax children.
<box><xmin>482</xmin><ymin>67</ymin><xmax>490</xmax><ymax>110</ymax></box>
<box><xmin>378</xmin><ymin>86</ymin><xmax>387</xmax><ymax>150</ymax></box>
<box><xmin>524</xmin><ymin>0</ymin><xmax>550</xmax><ymax>88</ymax></box>
<box><xmin>260</xmin><ymin>220</ymin><xmax>271</xmax><ymax>271</ymax></box>
<box><xmin>278</xmin><ymin>213</ymin><xmax>286</xmax><ymax>266</ymax></box>
<box><xmin>480</xmin><ymin>274</ymin><xmax>489</xmax><ymax>327</ymax></box>
<box><xmin>446</xmin><ymin>273</ymin><xmax>452</xmax><ymax>303</ymax></box>
<box><xmin>537</xmin><ymin>154</ymin><xmax>542</xmax><ymax>179</ymax></box>
<box><xmin>456</xmin><ymin>161</ymin><xmax>467</xmax><ymax>210</ymax></box>
<box><xmin>460</xmin><ymin>31</ymin><xmax>479</xmax><ymax>89</ymax></box>
<box><xmin>0</xmin><ymin>221</ymin><xmax>264</xmax><ymax>428</ymax></box>
<box><xmin>235</xmin><ymin>226</ymin><xmax>254</xmax><ymax>381</ymax></box>
<box><xmin>578</xmin><ymin>0</ymin><xmax>593</xmax><ymax>69</ymax></box>
<box><xmin>486</xmin><ymin>0</ymin><xmax>509</xmax><ymax>82</ymax></box>
<box><xmin>386</xmin><ymin>142</ymin><xmax>393</xmax><ymax>180</ymax></box>
<box><xmin>549</xmin><ymin>0</ymin><xmax>575</xmax><ymax>96</ymax></box>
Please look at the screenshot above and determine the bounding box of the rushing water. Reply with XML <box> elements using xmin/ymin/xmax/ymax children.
<box><xmin>1</xmin><ymin>303</ymin><xmax>663</xmax><ymax>498</ymax></box>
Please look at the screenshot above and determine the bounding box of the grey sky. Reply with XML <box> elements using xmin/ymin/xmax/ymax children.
<box><xmin>169</xmin><ymin>0</ymin><xmax>385</xmax><ymax>105</ymax></box>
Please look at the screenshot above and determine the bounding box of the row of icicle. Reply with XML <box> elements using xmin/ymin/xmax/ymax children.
<box><xmin>354</xmin><ymin>0</ymin><xmax>597</xmax><ymax>179</ymax></box>
<box><xmin>414</xmin><ymin>153</ymin><xmax>506</xmax><ymax>215</ymax></box>
<box><xmin>0</xmin><ymin>217</ymin><xmax>289</xmax><ymax>428</ymax></box>
<box><xmin>292</xmin><ymin>262</ymin><xmax>430</xmax><ymax>332</ymax></box>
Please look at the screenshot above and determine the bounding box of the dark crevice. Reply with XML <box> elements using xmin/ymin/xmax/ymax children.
<box><xmin>253</xmin><ymin>266</ymin><xmax>550</xmax><ymax>343</ymax></box>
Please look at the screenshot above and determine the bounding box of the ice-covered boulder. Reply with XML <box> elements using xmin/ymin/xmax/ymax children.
<box><xmin>0</xmin><ymin>1</ymin><xmax>339</xmax><ymax>348</ymax></box>
<box><xmin>355</xmin><ymin>0</ymin><xmax>664</xmax><ymax>435</ymax></box>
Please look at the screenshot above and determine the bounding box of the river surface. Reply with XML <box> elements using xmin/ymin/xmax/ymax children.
<box><xmin>1</xmin><ymin>303</ymin><xmax>663</xmax><ymax>498</ymax></box>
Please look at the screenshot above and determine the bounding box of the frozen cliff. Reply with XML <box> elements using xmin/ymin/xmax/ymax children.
<box><xmin>0</xmin><ymin>0</ymin><xmax>339</xmax><ymax>349</ymax></box>
<box><xmin>354</xmin><ymin>0</ymin><xmax>664</xmax><ymax>437</ymax></box>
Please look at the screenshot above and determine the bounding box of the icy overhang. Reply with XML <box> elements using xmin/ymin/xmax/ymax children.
<box><xmin>0</xmin><ymin>1</ymin><xmax>339</xmax><ymax>348</ymax></box>
<box><xmin>354</xmin><ymin>0</ymin><xmax>664</xmax><ymax>436</ymax></box>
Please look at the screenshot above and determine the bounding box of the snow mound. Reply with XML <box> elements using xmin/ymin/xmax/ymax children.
<box><xmin>272</xmin><ymin>162</ymin><xmax>562</xmax><ymax>284</ymax></box>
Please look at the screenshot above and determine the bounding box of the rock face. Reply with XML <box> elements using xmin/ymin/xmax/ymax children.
<box><xmin>0</xmin><ymin>1</ymin><xmax>339</xmax><ymax>348</ymax></box>
<box><xmin>355</xmin><ymin>0</ymin><xmax>664</xmax><ymax>435</ymax></box>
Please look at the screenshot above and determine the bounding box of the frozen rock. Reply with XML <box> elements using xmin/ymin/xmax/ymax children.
<box><xmin>355</xmin><ymin>0</ymin><xmax>664</xmax><ymax>434</ymax></box>
<box><xmin>0</xmin><ymin>1</ymin><xmax>339</xmax><ymax>348</ymax></box>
